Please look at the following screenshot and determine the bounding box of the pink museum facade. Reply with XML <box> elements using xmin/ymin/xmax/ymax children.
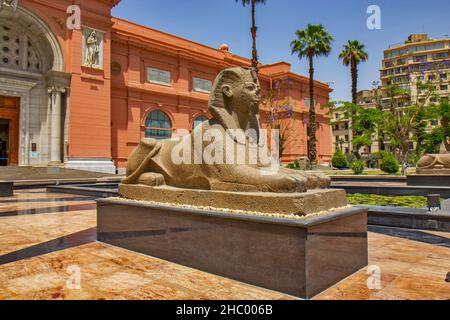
<box><xmin>0</xmin><ymin>0</ymin><xmax>332</xmax><ymax>173</ymax></box>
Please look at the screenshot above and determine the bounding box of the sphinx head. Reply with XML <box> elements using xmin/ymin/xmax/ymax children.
<box><xmin>209</xmin><ymin>67</ymin><xmax>261</xmax><ymax>130</ymax></box>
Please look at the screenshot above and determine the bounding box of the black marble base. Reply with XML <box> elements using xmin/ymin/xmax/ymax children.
<box><xmin>407</xmin><ymin>175</ymin><xmax>450</xmax><ymax>187</ymax></box>
<box><xmin>364</xmin><ymin>205</ymin><xmax>450</xmax><ymax>232</ymax></box>
<box><xmin>333</xmin><ymin>185</ymin><xmax>450</xmax><ymax>198</ymax></box>
<box><xmin>97</xmin><ymin>199</ymin><xmax>368</xmax><ymax>299</ymax></box>
<box><xmin>0</xmin><ymin>182</ymin><xmax>13</xmax><ymax>197</ymax></box>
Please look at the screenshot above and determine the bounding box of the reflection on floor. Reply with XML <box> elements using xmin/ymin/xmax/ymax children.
<box><xmin>0</xmin><ymin>190</ymin><xmax>449</xmax><ymax>300</ymax></box>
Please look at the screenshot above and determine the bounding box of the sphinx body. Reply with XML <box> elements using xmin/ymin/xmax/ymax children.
<box><xmin>417</xmin><ymin>153</ymin><xmax>450</xmax><ymax>173</ymax></box>
<box><xmin>121</xmin><ymin>67</ymin><xmax>330</xmax><ymax>194</ymax></box>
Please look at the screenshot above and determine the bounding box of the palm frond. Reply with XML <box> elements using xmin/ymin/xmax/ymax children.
<box><xmin>290</xmin><ymin>24</ymin><xmax>334</xmax><ymax>60</ymax></box>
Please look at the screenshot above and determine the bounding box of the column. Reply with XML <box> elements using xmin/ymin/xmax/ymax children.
<box><xmin>48</xmin><ymin>86</ymin><xmax>66</xmax><ymax>164</ymax></box>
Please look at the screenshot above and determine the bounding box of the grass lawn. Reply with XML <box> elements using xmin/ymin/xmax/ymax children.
<box><xmin>347</xmin><ymin>194</ymin><xmax>427</xmax><ymax>208</ymax></box>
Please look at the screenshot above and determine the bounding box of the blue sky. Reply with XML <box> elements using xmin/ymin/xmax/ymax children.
<box><xmin>113</xmin><ymin>0</ymin><xmax>450</xmax><ymax>102</ymax></box>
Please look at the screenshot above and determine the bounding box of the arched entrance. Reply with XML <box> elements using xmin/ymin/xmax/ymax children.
<box><xmin>0</xmin><ymin>3</ymin><xmax>69</xmax><ymax>166</ymax></box>
<box><xmin>0</xmin><ymin>95</ymin><xmax>19</xmax><ymax>165</ymax></box>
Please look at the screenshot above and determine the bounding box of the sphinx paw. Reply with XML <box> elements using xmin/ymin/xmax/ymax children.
<box><xmin>138</xmin><ymin>173</ymin><xmax>166</xmax><ymax>187</ymax></box>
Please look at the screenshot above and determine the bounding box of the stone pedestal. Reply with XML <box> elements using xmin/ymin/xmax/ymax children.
<box><xmin>119</xmin><ymin>185</ymin><xmax>348</xmax><ymax>216</ymax></box>
<box><xmin>407</xmin><ymin>174</ymin><xmax>450</xmax><ymax>187</ymax></box>
<box><xmin>416</xmin><ymin>168</ymin><xmax>450</xmax><ymax>175</ymax></box>
<box><xmin>97</xmin><ymin>198</ymin><xmax>368</xmax><ymax>299</ymax></box>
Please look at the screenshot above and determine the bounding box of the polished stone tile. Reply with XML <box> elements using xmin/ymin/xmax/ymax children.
<box><xmin>314</xmin><ymin>231</ymin><xmax>450</xmax><ymax>300</ymax></box>
<box><xmin>0</xmin><ymin>189</ymin><xmax>449</xmax><ymax>300</ymax></box>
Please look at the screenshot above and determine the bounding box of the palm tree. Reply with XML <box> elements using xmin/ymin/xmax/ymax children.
<box><xmin>235</xmin><ymin>0</ymin><xmax>266</xmax><ymax>72</ymax></box>
<box><xmin>339</xmin><ymin>40</ymin><xmax>369</xmax><ymax>104</ymax></box>
<box><xmin>339</xmin><ymin>40</ymin><xmax>368</xmax><ymax>158</ymax></box>
<box><xmin>291</xmin><ymin>24</ymin><xmax>334</xmax><ymax>164</ymax></box>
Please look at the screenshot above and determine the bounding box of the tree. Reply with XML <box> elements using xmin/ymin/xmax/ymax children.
<box><xmin>291</xmin><ymin>24</ymin><xmax>334</xmax><ymax>164</ymax></box>
<box><xmin>339</xmin><ymin>40</ymin><xmax>368</xmax><ymax>158</ymax></box>
<box><xmin>339</xmin><ymin>40</ymin><xmax>368</xmax><ymax>104</ymax></box>
<box><xmin>368</xmin><ymin>81</ymin><xmax>386</xmax><ymax>152</ymax></box>
<box><xmin>261</xmin><ymin>78</ymin><xmax>295</xmax><ymax>159</ymax></box>
<box><xmin>411</xmin><ymin>107</ymin><xmax>428</xmax><ymax>163</ymax></box>
<box><xmin>328</xmin><ymin>101</ymin><xmax>383</xmax><ymax>159</ymax></box>
<box><xmin>235</xmin><ymin>0</ymin><xmax>267</xmax><ymax>72</ymax></box>
<box><xmin>383</xmin><ymin>82</ymin><xmax>437</xmax><ymax>175</ymax></box>
<box><xmin>425</xmin><ymin>98</ymin><xmax>450</xmax><ymax>152</ymax></box>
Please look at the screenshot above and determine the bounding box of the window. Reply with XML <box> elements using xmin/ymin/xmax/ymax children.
<box><xmin>431</xmin><ymin>120</ymin><xmax>439</xmax><ymax>126</ymax></box>
<box><xmin>192</xmin><ymin>115</ymin><xmax>208</xmax><ymax>130</ymax></box>
<box><xmin>413</xmin><ymin>55</ymin><xmax>427</xmax><ymax>63</ymax></box>
<box><xmin>440</xmin><ymin>73</ymin><xmax>448</xmax><ymax>80</ymax></box>
<box><xmin>345</xmin><ymin>135</ymin><xmax>349</xmax><ymax>142</ymax></box>
<box><xmin>0</xmin><ymin>24</ymin><xmax>41</xmax><ymax>73</ymax></box>
<box><xmin>426</xmin><ymin>43</ymin><xmax>445</xmax><ymax>51</ymax></box>
<box><xmin>441</xmin><ymin>85</ymin><xmax>448</xmax><ymax>91</ymax></box>
<box><xmin>397</xmin><ymin>58</ymin><xmax>406</xmax><ymax>65</ymax></box>
<box><xmin>385</xmin><ymin>61</ymin><xmax>394</xmax><ymax>68</ymax></box>
<box><xmin>193</xmin><ymin>77</ymin><xmax>212</xmax><ymax>93</ymax></box>
<box><xmin>145</xmin><ymin>110</ymin><xmax>172</xmax><ymax>140</ymax></box>
<box><xmin>432</xmin><ymin>52</ymin><xmax>449</xmax><ymax>60</ymax></box>
<box><xmin>147</xmin><ymin>68</ymin><xmax>171</xmax><ymax>85</ymax></box>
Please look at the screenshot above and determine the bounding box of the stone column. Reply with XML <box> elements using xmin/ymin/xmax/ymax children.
<box><xmin>48</xmin><ymin>86</ymin><xmax>66</xmax><ymax>164</ymax></box>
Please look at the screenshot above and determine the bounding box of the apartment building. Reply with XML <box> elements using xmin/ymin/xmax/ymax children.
<box><xmin>381</xmin><ymin>34</ymin><xmax>449</xmax><ymax>103</ymax></box>
<box><xmin>332</xmin><ymin>34</ymin><xmax>449</xmax><ymax>158</ymax></box>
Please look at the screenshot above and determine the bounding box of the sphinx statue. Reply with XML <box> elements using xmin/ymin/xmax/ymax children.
<box><xmin>119</xmin><ymin>67</ymin><xmax>342</xmax><ymax>215</ymax></box>
<box><xmin>417</xmin><ymin>146</ymin><xmax>450</xmax><ymax>175</ymax></box>
<box><xmin>416</xmin><ymin>142</ymin><xmax>450</xmax><ymax>174</ymax></box>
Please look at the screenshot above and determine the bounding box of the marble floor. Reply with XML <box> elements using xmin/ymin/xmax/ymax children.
<box><xmin>0</xmin><ymin>190</ymin><xmax>449</xmax><ymax>300</ymax></box>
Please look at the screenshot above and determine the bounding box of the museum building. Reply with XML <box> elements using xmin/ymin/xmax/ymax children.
<box><xmin>0</xmin><ymin>0</ymin><xmax>332</xmax><ymax>173</ymax></box>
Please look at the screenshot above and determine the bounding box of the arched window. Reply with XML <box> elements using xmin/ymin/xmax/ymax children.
<box><xmin>145</xmin><ymin>110</ymin><xmax>172</xmax><ymax>140</ymax></box>
<box><xmin>192</xmin><ymin>115</ymin><xmax>208</xmax><ymax>130</ymax></box>
<box><xmin>0</xmin><ymin>24</ymin><xmax>41</xmax><ymax>73</ymax></box>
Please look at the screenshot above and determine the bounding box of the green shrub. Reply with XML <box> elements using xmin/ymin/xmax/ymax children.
<box><xmin>352</xmin><ymin>160</ymin><xmax>365</xmax><ymax>175</ymax></box>
<box><xmin>380</xmin><ymin>152</ymin><xmax>400</xmax><ymax>174</ymax></box>
<box><xmin>332</xmin><ymin>149</ymin><xmax>348</xmax><ymax>169</ymax></box>
<box><xmin>287</xmin><ymin>160</ymin><xmax>301</xmax><ymax>170</ymax></box>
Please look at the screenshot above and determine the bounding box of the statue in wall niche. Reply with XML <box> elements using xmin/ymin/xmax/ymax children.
<box><xmin>122</xmin><ymin>67</ymin><xmax>330</xmax><ymax>194</ymax></box>
<box><xmin>85</xmin><ymin>30</ymin><xmax>100</xmax><ymax>68</ymax></box>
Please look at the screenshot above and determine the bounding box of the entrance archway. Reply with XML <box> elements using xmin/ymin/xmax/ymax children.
<box><xmin>0</xmin><ymin>4</ymin><xmax>69</xmax><ymax>166</ymax></box>
<box><xmin>0</xmin><ymin>95</ymin><xmax>19</xmax><ymax>165</ymax></box>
